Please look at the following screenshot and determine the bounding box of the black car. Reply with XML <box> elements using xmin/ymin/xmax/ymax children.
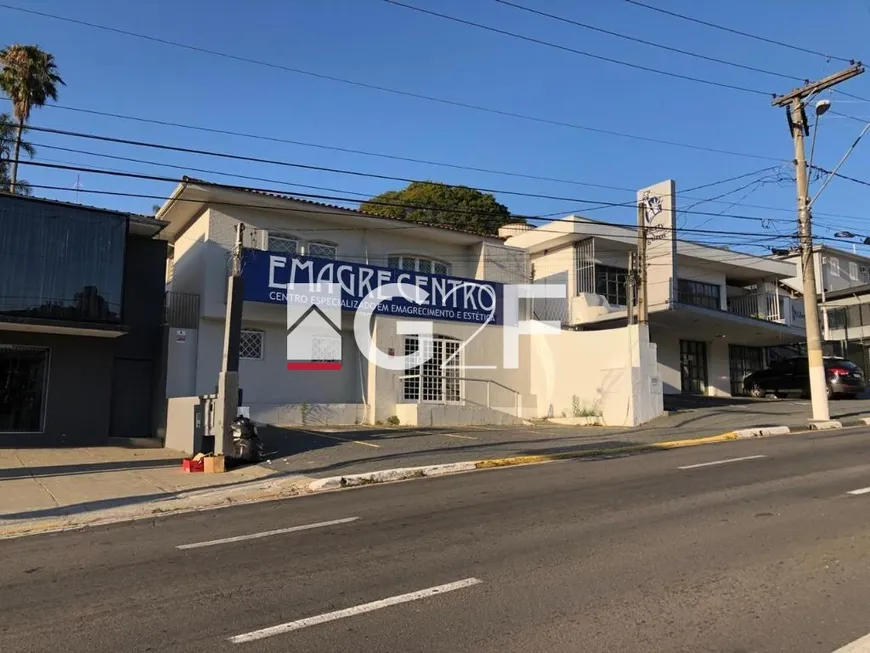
<box><xmin>742</xmin><ymin>356</ymin><xmax>866</xmax><ymax>399</ymax></box>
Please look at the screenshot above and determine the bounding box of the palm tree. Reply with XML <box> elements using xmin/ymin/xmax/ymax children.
<box><xmin>0</xmin><ymin>45</ymin><xmax>64</xmax><ymax>192</ymax></box>
<box><xmin>0</xmin><ymin>112</ymin><xmax>34</xmax><ymax>195</ymax></box>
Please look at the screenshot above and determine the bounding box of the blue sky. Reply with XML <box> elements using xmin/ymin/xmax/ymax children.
<box><xmin>3</xmin><ymin>0</ymin><xmax>870</xmax><ymax>254</ymax></box>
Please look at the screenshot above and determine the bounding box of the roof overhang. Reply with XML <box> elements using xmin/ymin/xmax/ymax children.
<box><xmin>156</xmin><ymin>180</ymin><xmax>502</xmax><ymax>246</ymax></box>
<box><xmin>0</xmin><ymin>317</ymin><xmax>128</xmax><ymax>338</ymax></box>
<box><xmin>507</xmin><ymin>215</ymin><xmax>798</xmax><ymax>281</ymax></box>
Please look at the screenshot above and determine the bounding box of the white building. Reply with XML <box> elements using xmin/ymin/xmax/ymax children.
<box><xmin>503</xmin><ymin>180</ymin><xmax>807</xmax><ymax>397</ymax></box>
<box><xmin>158</xmin><ymin>178</ymin><xmax>662</xmax><ymax>429</ymax></box>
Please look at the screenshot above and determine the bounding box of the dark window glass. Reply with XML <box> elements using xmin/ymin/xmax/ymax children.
<box><xmin>0</xmin><ymin>201</ymin><xmax>126</xmax><ymax>323</ymax></box>
<box><xmin>678</xmin><ymin>279</ymin><xmax>721</xmax><ymax>310</ymax></box>
<box><xmin>595</xmin><ymin>265</ymin><xmax>628</xmax><ymax>306</ymax></box>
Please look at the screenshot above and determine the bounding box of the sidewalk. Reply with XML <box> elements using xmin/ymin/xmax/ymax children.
<box><xmin>2</xmin><ymin>395</ymin><xmax>868</xmax><ymax>539</ymax></box>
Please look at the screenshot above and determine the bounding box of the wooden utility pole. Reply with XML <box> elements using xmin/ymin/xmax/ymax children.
<box><xmin>772</xmin><ymin>64</ymin><xmax>864</xmax><ymax>423</ymax></box>
<box><xmin>636</xmin><ymin>202</ymin><xmax>648</xmax><ymax>324</ymax></box>
<box><xmin>214</xmin><ymin>223</ymin><xmax>245</xmax><ymax>457</ymax></box>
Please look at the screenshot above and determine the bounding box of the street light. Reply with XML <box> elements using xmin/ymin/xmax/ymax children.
<box><xmin>815</xmin><ymin>99</ymin><xmax>832</xmax><ymax>116</ymax></box>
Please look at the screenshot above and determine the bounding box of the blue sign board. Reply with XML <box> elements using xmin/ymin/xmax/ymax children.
<box><xmin>241</xmin><ymin>248</ymin><xmax>504</xmax><ymax>325</ymax></box>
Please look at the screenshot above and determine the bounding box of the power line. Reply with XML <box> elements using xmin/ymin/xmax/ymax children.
<box><xmin>623</xmin><ymin>0</ymin><xmax>855</xmax><ymax>65</ymax></box>
<box><xmin>384</xmin><ymin>0</ymin><xmax>773</xmax><ymax>96</ymax></box>
<box><xmin>0</xmin><ymin>4</ymin><xmax>781</xmax><ymax>162</ymax></box>
<box><xmin>13</xmin><ymin>159</ymin><xmax>816</xmax><ymax>235</ymax></box>
<box><xmin>492</xmin><ymin>0</ymin><xmax>801</xmax><ymax>82</ymax></box>
<box><xmin>21</xmin><ymin>123</ymin><xmax>798</xmax><ymax>222</ymax></box>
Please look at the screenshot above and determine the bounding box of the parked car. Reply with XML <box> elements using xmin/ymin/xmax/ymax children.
<box><xmin>742</xmin><ymin>356</ymin><xmax>866</xmax><ymax>399</ymax></box>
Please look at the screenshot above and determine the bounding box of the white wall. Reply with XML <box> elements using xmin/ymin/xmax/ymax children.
<box><xmin>529</xmin><ymin>325</ymin><xmax>662</xmax><ymax>426</ymax></box>
<box><xmin>165</xmin><ymin>327</ymin><xmax>198</xmax><ymax>397</ymax></box>
<box><xmin>654</xmin><ymin>333</ymin><xmax>682</xmax><ymax>394</ymax></box>
<box><xmin>652</xmin><ymin>330</ymin><xmax>733</xmax><ymax>397</ymax></box>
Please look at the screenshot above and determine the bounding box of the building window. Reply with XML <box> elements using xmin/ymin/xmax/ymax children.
<box><xmin>829</xmin><ymin>257</ymin><xmax>840</xmax><ymax>277</ymax></box>
<box><xmin>850</xmin><ymin>261</ymin><xmax>859</xmax><ymax>282</ymax></box>
<box><xmin>311</xmin><ymin>335</ymin><xmax>341</xmax><ymax>362</ymax></box>
<box><xmin>828</xmin><ymin>308</ymin><xmax>847</xmax><ymax>329</ymax></box>
<box><xmin>678</xmin><ymin>279</ymin><xmax>721</xmax><ymax>310</ymax></box>
<box><xmin>595</xmin><ymin>265</ymin><xmax>628</xmax><ymax>306</ymax></box>
<box><xmin>388</xmin><ymin>256</ymin><xmax>450</xmax><ymax>276</ymax></box>
<box><xmin>308</xmin><ymin>242</ymin><xmax>337</xmax><ymax>259</ymax></box>
<box><xmin>402</xmin><ymin>336</ymin><xmax>461</xmax><ymax>403</ymax></box>
<box><xmin>268</xmin><ymin>232</ymin><xmax>298</xmax><ymax>255</ymax></box>
<box><xmin>239</xmin><ymin>329</ymin><xmax>264</xmax><ymax>360</ymax></box>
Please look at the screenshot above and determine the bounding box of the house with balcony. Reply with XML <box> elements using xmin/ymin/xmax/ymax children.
<box><xmin>0</xmin><ymin>193</ymin><xmax>168</xmax><ymax>445</ymax></box>
<box><xmin>503</xmin><ymin>180</ymin><xmax>806</xmax><ymax>397</ymax></box>
<box><xmin>157</xmin><ymin>178</ymin><xmax>539</xmax><ymax>427</ymax></box>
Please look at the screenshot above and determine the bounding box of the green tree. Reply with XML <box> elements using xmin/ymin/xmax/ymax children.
<box><xmin>0</xmin><ymin>113</ymin><xmax>33</xmax><ymax>195</ymax></box>
<box><xmin>0</xmin><ymin>44</ymin><xmax>64</xmax><ymax>192</ymax></box>
<box><xmin>360</xmin><ymin>181</ymin><xmax>519</xmax><ymax>236</ymax></box>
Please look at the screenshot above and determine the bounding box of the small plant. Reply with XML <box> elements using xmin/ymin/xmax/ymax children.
<box><xmin>560</xmin><ymin>410</ymin><xmax>567</xmax><ymax>418</ymax></box>
<box><xmin>299</xmin><ymin>402</ymin><xmax>311</xmax><ymax>425</ymax></box>
<box><xmin>375</xmin><ymin>419</ymin><xmax>384</xmax><ymax>426</ymax></box>
<box><xmin>386</xmin><ymin>415</ymin><xmax>400</xmax><ymax>426</ymax></box>
<box><xmin>572</xmin><ymin>395</ymin><xmax>600</xmax><ymax>418</ymax></box>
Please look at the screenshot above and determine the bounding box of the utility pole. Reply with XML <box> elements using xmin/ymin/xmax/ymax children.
<box><xmin>772</xmin><ymin>64</ymin><xmax>864</xmax><ymax>423</ymax></box>
<box><xmin>626</xmin><ymin>252</ymin><xmax>636</xmax><ymax>325</ymax></box>
<box><xmin>636</xmin><ymin>202</ymin><xmax>648</xmax><ymax>324</ymax></box>
<box><xmin>214</xmin><ymin>223</ymin><xmax>245</xmax><ymax>457</ymax></box>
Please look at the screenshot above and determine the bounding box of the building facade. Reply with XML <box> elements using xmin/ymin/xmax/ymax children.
<box><xmin>504</xmin><ymin>180</ymin><xmax>807</xmax><ymax>397</ymax></box>
<box><xmin>159</xmin><ymin>178</ymin><xmax>545</xmax><ymax>427</ymax></box>
<box><xmin>0</xmin><ymin>193</ymin><xmax>168</xmax><ymax>445</ymax></box>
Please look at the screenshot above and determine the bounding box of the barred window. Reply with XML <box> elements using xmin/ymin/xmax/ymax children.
<box><xmin>312</xmin><ymin>335</ymin><xmax>341</xmax><ymax>362</ymax></box>
<box><xmin>239</xmin><ymin>329</ymin><xmax>264</xmax><ymax>360</ymax></box>
<box><xmin>268</xmin><ymin>232</ymin><xmax>298</xmax><ymax>255</ymax></box>
<box><xmin>308</xmin><ymin>242</ymin><xmax>337</xmax><ymax>259</ymax></box>
<box><xmin>595</xmin><ymin>265</ymin><xmax>628</xmax><ymax>306</ymax></box>
<box><xmin>387</xmin><ymin>255</ymin><xmax>450</xmax><ymax>275</ymax></box>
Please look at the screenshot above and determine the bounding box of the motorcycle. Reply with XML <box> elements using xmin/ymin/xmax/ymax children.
<box><xmin>230</xmin><ymin>415</ymin><xmax>264</xmax><ymax>463</ymax></box>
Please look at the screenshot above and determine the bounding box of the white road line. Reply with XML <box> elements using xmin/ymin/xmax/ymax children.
<box><xmin>228</xmin><ymin>578</ymin><xmax>483</xmax><ymax>644</ymax></box>
<box><xmin>176</xmin><ymin>517</ymin><xmax>359</xmax><ymax>550</ymax></box>
<box><xmin>847</xmin><ymin>487</ymin><xmax>870</xmax><ymax>496</ymax></box>
<box><xmin>678</xmin><ymin>455</ymin><xmax>767</xmax><ymax>470</ymax></box>
<box><xmin>831</xmin><ymin>632</ymin><xmax>870</xmax><ymax>652</ymax></box>
<box><xmin>445</xmin><ymin>433</ymin><xmax>478</xmax><ymax>440</ymax></box>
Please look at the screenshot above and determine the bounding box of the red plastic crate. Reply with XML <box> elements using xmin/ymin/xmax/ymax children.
<box><xmin>182</xmin><ymin>458</ymin><xmax>205</xmax><ymax>473</ymax></box>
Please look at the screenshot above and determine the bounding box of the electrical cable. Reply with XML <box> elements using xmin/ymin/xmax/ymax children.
<box><xmin>383</xmin><ymin>0</ymin><xmax>774</xmax><ymax>96</ymax></box>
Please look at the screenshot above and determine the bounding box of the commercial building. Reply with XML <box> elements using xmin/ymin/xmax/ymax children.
<box><xmin>0</xmin><ymin>193</ymin><xmax>168</xmax><ymax>445</ymax></box>
<box><xmin>503</xmin><ymin>180</ymin><xmax>807</xmax><ymax>397</ymax></box>
<box><xmin>159</xmin><ymin>178</ymin><xmax>663</xmax><ymax>428</ymax></box>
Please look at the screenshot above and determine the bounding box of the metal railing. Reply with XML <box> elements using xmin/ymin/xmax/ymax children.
<box><xmin>397</xmin><ymin>374</ymin><xmax>521</xmax><ymax>417</ymax></box>
<box><xmin>726</xmin><ymin>293</ymin><xmax>782</xmax><ymax>322</ymax></box>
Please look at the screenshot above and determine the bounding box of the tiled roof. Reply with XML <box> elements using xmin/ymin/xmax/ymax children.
<box><xmin>181</xmin><ymin>176</ymin><xmax>499</xmax><ymax>238</ymax></box>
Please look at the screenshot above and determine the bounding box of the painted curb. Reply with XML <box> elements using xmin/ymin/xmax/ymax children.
<box><xmin>808</xmin><ymin>420</ymin><xmax>843</xmax><ymax>431</ymax></box>
<box><xmin>731</xmin><ymin>426</ymin><xmax>792</xmax><ymax>439</ymax></box>
<box><xmin>308</xmin><ymin>462</ymin><xmax>478</xmax><ymax>491</ymax></box>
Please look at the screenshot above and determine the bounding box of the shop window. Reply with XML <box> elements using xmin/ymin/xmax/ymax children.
<box><xmin>0</xmin><ymin>345</ymin><xmax>49</xmax><ymax>433</ymax></box>
<box><xmin>308</xmin><ymin>242</ymin><xmax>337</xmax><ymax>259</ymax></box>
<box><xmin>267</xmin><ymin>232</ymin><xmax>298</xmax><ymax>255</ymax></box>
<box><xmin>239</xmin><ymin>329</ymin><xmax>264</xmax><ymax>360</ymax></box>
<box><xmin>388</xmin><ymin>255</ymin><xmax>450</xmax><ymax>276</ymax></box>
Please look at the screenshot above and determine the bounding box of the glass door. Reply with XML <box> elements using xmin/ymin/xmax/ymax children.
<box><xmin>0</xmin><ymin>346</ymin><xmax>49</xmax><ymax>433</ymax></box>
<box><xmin>729</xmin><ymin>345</ymin><xmax>764</xmax><ymax>396</ymax></box>
<box><xmin>680</xmin><ymin>340</ymin><xmax>708</xmax><ymax>395</ymax></box>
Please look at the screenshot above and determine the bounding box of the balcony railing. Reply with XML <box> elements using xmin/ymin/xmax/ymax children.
<box><xmin>726</xmin><ymin>293</ymin><xmax>782</xmax><ymax>323</ymax></box>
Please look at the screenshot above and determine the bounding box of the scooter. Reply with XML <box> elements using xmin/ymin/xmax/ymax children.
<box><xmin>231</xmin><ymin>415</ymin><xmax>264</xmax><ymax>463</ymax></box>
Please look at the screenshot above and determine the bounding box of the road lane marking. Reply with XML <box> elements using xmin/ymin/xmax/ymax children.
<box><xmin>176</xmin><ymin>517</ymin><xmax>359</xmax><ymax>550</ymax></box>
<box><xmin>445</xmin><ymin>433</ymin><xmax>478</xmax><ymax>440</ymax></box>
<box><xmin>311</xmin><ymin>432</ymin><xmax>380</xmax><ymax>448</ymax></box>
<box><xmin>228</xmin><ymin>577</ymin><xmax>483</xmax><ymax>643</ymax></box>
<box><xmin>831</xmin><ymin>631</ymin><xmax>870</xmax><ymax>651</ymax></box>
<box><xmin>678</xmin><ymin>455</ymin><xmax>767</xmax><ymax>470</ymax></box>
<box><xmin>847</xmin><ymin>487</ymin><xmax>870</xmax><ymax>496</ymax></box>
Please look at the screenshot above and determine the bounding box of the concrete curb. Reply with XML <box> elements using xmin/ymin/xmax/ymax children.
<box><xmin>6</xmin><ymin>416</ymin><xmax>870</xmax><ymax>540</ymax></box>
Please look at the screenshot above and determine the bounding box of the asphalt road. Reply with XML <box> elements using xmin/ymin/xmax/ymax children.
<box><xmin>4</xmin><ymin>429</ymin><xmax>870</xmax><ymax>652</ymax></box>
